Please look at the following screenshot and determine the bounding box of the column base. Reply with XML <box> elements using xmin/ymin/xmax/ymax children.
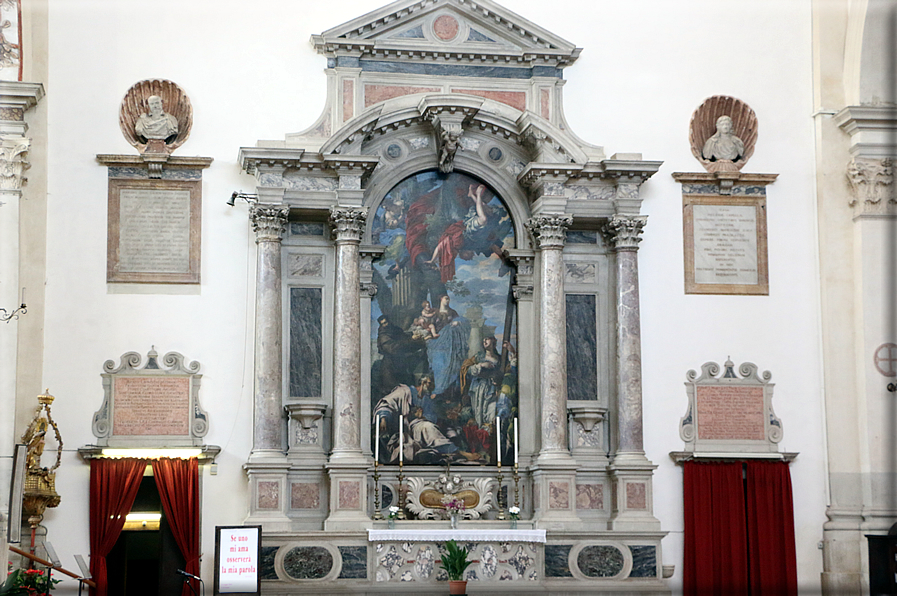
<box><xmin>532</xmin><ymin>453</ymin><xmax>581</xmax><ymax>529</ymax></box>
<box><xmin>607</xmin><ymin>452</ymin><xmax>661</xmax><ymax>531</ymax></box>
<box><xmin>244</xmin><ymin>458</ymin><xmax>292</xmax><ymax>532</ymax></box>
<box><xmin>323</xmin><ymin>458</ymin><xmax>371</xmax><ymax>531</ymax></box>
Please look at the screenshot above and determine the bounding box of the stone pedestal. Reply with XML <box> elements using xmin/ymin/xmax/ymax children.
<box><xmin>286</xmin><ymin>402</ymin><xmax>328</xmax><ymax>530</ymax></box>
<box><xmin>527</xmin><ymin>215</ymin><xmax>580</xmax><ymax>528</ymax></box>
<box><xmin>325</xmin><ymin>207</ymin><xmax>370</xmax><ymax>530</ymax></box>
<box><xmin>245</xmin><ymin>204</ymin><xmax>292</xmax><ymax>530</ymax></box>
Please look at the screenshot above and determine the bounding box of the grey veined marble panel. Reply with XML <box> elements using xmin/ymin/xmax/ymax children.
<box><xmin>338</xmin><ymin>546</ymin><xmax>367</xmax><ymax>579</ymax></box>
<box><xmin>283</xmin><ymin>546</ymin><xmax>333</xmax><ymax>580</ymax></box>
<box><xmin>629</xmin><ymin>545</ymin><xmax>657</xmax><ymax>578</ymax></box>
<box><xmin>566</xmin><ymin>294</ymin><xmax>598</xmax><ymax>400</ymax></box>
<box><xmin>290</xmin><ymin>287</ymin><xmax>323</xmax><ymax>397</ymax></box>
<box><xmin>577</xmin><ymin>545</ymin><xmax>624</xmax><ymax>578</ymax></box>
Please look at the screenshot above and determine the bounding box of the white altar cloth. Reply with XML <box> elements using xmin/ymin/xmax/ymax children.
<box><xmin>367</xmin><ymin>529</ymin><xmax>546</xmax><ymax>543</ymax></box>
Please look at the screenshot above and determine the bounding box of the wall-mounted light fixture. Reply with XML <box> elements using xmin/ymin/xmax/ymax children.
<box><xmin>226</xmin><ymin>191</ymin><xmax>258</xmax><ymax>207</ymax></box>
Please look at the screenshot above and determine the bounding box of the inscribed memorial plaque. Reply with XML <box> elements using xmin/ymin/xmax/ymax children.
<box><xmin>112</xmin><ymin>376</ymin><xmax>190</xmax><ymax>436</ymax></box>
<box><xmin>107</xmin><ymin>178</ymin><xmax>201</xmax><ymax>284</ymax></box>
<box><xmin>683</xmin><ymin>196</ymin><xmax>768</xmax><ymax>295</ymax></box>
<box><xmin>695</xmin><ymin>385</ymin><xmax>765</xmax><ymax>441</ymax></box>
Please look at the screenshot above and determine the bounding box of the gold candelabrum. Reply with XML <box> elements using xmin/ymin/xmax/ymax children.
<box><xmin>21</xmin><ymin>390</ymin><xmax>63</xmax><ymax>529</ymax></box>
<box><xmin>372</xmin><ymin>460</ymin><xmax>384</xmax><ymax>520</ymax></box>
<box><xmin>496</xmin><ymin>462</ymin><xmax>506</xmax><ymax>520</ymax></box>
<box><xmin>396</xmin><ymin>462</ymin><xmax>407</xmax><ymax>520</ymax></box>
<box><xmin>513</xmin><ymin>463</ymin><xmax>520</xmax><ymax>510</ymax></box>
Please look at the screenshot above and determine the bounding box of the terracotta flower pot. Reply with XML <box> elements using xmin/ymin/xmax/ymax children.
<box><xmin>449</xmin><ymin>579</ymin><xmax>467</xmax><ymax>594</ymax></box>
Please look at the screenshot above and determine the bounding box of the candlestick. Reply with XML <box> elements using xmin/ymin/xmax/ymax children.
<box><xmin>514</xmin><ymin>417</ymin><xmax>518</xmax><ymax>466</ymax></box>
<box><xmin>372</xmin><ymin>460</ymin><xmax>384</xmax><ymax>520</ymax></box>
<box><xmin>396</xmin><ymin>461</ymin><xmax>407</xmax><ymax>520</ymax></box>
<box><xmin>399</xmin><ymin>414</ymin><xmax>403</xmax><ymax>464</ymax></box>
<box><xmin>496</xmin><ymin>461</ymin><xmax>506</xmax><ymax>520</ymax></box>
<box><xmin>496</xmin><ymin>416</ymin><xmax>501</xmax><ymax>465</ymax></box>
<box><xmin>513</xmin><ymin>462</ymin><xmax>520</xmax><ymax>510</ymax></box>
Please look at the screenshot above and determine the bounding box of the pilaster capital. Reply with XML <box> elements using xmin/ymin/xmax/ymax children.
<box><xmin>0</xmin><ymin>136</ymin><xmax>31</xmax><ymax>191</ymax></box>
<box><xmin>601</xmin><ymin>215</ymin><xmax>647</xmax><ymax>251</ymax></box>
<box><xmin>526</xmin><ymin>214</ymin><xmax>573</xmax><ymax>249</ymax></box>
<box><xmin>847</xmin><ymin>157</ymin><xmax>895</xmax><ymax>217</ymax></box>
<box><xmin>249</xmin><ymin>204</ymin><xmax>290</xmax><ymax>243</ymax></box>
<box><xmin>360</xmin><ymin>282</ymin><xmax>378</xmax><ymax>297</ymax></box>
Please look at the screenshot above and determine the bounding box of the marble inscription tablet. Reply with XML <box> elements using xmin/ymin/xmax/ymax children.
<box><xmin>107</xmin><ymin>179</ymin><xmax>201</xmax><ymax>283</ymax></box>
<box><xmin>683</xmin><ymin>196</ymin><xmax>768</xmax><ymax>295</ymax></box>
<box><xmin>695</xmin><ymin>385</ymin><xmax>765</xmax><ymax>441</ymax></box>
<box><xmin>113</xmin><ymin>376</ymin><xmax>191</xmax><ymax>436</ymax></box>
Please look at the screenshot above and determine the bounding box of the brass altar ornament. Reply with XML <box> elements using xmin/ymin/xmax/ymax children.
<box><xmin>20</xmin><ymin>389</ymin><xmax>63</xmax><ymax>527</ymax></box>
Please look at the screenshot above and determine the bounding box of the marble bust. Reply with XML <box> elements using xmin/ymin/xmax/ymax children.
<box><xmin>702</xmin><ymin>115</ymin><xmax>744</xmax><ymax>162</ymax></box>
<box><xmin>135</xmin><ymin>95</ymin><xmax>178</xmax><ymax>141</ymax></box>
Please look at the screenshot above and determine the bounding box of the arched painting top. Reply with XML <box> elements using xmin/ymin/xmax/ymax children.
<box><xmin>370</xmin><ymin>170</ymin><xmax>517</xmax><ymax>467</ymax></box>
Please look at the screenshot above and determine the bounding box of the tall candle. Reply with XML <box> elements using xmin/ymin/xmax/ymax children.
<box><xmin>374</xmin><ymin>416</ymin><xmax>380</xmax><ymax>462</ymax></box>
<box><xmin>514</xmin><ymin>417</ymin><xmax>518</xmax><ymax>465</ymax></box>
<box><xmin>399</xmin><ymin>415</ymin><xmax>403</xmax><ymax>463</ymax></box>
<box><xmin>496</xmin><ymin>416</ymin><xmax>501</xmax><ymax>465</ymax></box>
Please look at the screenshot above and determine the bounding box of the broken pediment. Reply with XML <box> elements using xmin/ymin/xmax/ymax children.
<box><xmin>312</xmin><ymin>0</ymin><xmax>581</xmax><ymax>68</ymax></box>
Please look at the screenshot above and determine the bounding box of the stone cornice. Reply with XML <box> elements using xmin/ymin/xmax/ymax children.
<box><xmin>96</xmin><ymin>154</ymin><xmax>214</xmax><ymax>169</ymax></box>
<box><xmin>834</xmin><ymin>105</ymin><xmax>897</xmax><ymax>159</ymax></box>
<box><xmin>313</xmin><ymin>0</ymin><xmax>580</xmax><ymax>68</ymax></box>
<box><xmin>239</xmin><ymin>147</ymin><xmax>379</xmax><ymax>178</ymax></box>
<box><xmin>0</xmin><ymin>81</ymin><xmax>45</xmax><ymax>110</ymax></box>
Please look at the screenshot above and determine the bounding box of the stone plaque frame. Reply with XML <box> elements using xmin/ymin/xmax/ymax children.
<box><xmin>92</xmin><ymin>349</ymin><xmax>208</xmax><ymax>447</ymax></box>
<box><xmin>106</xmin><ymin>177</ymin><xmax>202</xmax><ymax>284</ymax></box>
<box><xmin>678</xmin><ymin>359</ymin><xmax>783</xmax><ymax>454</ymax></box>
<box><xmin>683</xmin><ymin>194</ymin><xmax>768</xmax><ymax>295</ymax></box>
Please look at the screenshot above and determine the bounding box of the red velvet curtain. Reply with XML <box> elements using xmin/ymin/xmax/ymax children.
<box><xmin>745</xmin><ymin>460</ymin><xmax>798</xmax><ymax>595</ymax></box>
<box><xmin>89</xmin><ymin>458</ymin><xmax>147</xmax><ymax>596</ymax></box>
<box><xmin>153</xmin><ymin>457</ymin><xmax>200</xmax><ymax>596</ymax></box>
<box><xmin>683</xmin><ymin>460</ymin><xmax>749</xmax><ymax>596</ymax></box>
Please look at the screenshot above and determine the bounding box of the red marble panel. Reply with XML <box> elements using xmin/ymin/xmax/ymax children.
<box><xmin>548</xmin><ymin>481</ymin><xmax>570</xmax><ymax>509</ymax></box>
<box><xmin>291</xmin><ymin>482</ymin><xmax>320</xmax><ymax>509</ymax></box>
<box><xmin>258</xmin><ymin>481</ymin><xmax>279</xmax><ymax>510</ymax></box>
<box><xmin>364</xmin><ymin>84</ymin><xmax>441</xmax><ymax>108</ymax></box>
<box><xmin>540</xmin><ymin>88</ymin><xmax>550</xmax><ymax>120</ymax></box>
<box><xmin>626</xmin><ymin>483</ymin><xmax>647</xmax><ymax>510</ymax></box>
<box><xmin>452</xmin><ymin>89</ymin><xmax>526</xmax><ymax>112</ymax></box>
<box><xmin>433</xmin><ymin>15</ymin><xmax>459</xmax><ymax>40</ymax></box>
<box><xmin>576</xmin><ymin>484</ymin><xmax>603</xmax><ymax>509</ymax></box>
<box><xmin>339</xmin><ymin>480</ymin><xmax>361</xmax><ymax>509</ymax></box>
<box><xmin>342</xmin><ymin>79</ymin><xmax>354</xmax><ymax>123</ymax></box>
<box><xmin>696</xmin><ymin>385</ymin><xmax>765</xmax><ymax>440</ymax></box>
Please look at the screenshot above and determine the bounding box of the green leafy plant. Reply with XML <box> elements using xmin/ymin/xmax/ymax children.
<box><xmin>439</xmin><ymin>539</ymin><xmax>473</xmax><ymax>581</ymax></box>
<box><xmin>3</xmin><ymin>563</ymin><xmax>60</xmax><ymax>595</ymax></box>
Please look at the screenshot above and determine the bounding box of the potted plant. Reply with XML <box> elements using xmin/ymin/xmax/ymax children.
<box><xmin>439</xmin><ymin>539</ymin><xmax>473</xmax><ymax>595</ymax></box>
<box><xmin>3</xmin><ymin>563</ymin><xmax>60</xmax><ymax>595</ymax></box>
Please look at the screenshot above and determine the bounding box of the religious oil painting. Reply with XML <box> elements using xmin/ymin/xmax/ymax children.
<box><xmin>371</xmin><ymin>170</ymin><xmax>517</xmax><ymax>467</ymax></box>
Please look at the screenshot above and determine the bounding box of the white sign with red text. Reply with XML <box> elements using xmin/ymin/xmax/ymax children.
<box><xmin>217</xmin><ymin>527</ymin><xmax>259</xmax><ymax>593</ymax></box>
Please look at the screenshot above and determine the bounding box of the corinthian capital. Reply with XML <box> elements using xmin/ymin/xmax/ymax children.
<box><xmin>601</xmin><ymin>215</ymin><xmax>647</xmax><ymax>250</ymax></box>
<box><xmin>847</xmin><ymin>157</ymin><xmax>894</xmax><ymax>215</ymax></box>
<box><xmin>0</xmin><ymin>137</ymin><xmax>31</xmax><ymax>191</ymax></box>
<box><xmin>329</xmin><ymin>206</ymin><xmax>367</xmax><ymax>244</ymax></box>
<box><xmin>526</xmin><ymin>214</ymin><xmax>573</xmax><ymax>249</ymax></box>
<box><xmin>249</xmin><ymin>204</ymin><xmax>290</xmax><ymax>243</ymax></box>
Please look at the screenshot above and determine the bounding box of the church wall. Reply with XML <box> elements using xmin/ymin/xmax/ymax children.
<box><xmin>26</xmin><ymin>1</ymin><xmax>826</xmax><ymax>593</ymax></box>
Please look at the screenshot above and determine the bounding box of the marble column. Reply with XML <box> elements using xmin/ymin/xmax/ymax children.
<box><xmin>603</xmin><ymin>215</ymin><xmax>647</xmax><ymax>455</ymax></box>
<box><xmin>245</xmin><ymin>203</ymin><xmax>292</xmax><ymax>531</ymax></box>
<box><xmin>602</xmin><ymin>214</ymin><xmax>659</xmax><ymax>531</ymax></box>
<box><xmin>249</xmin><ymin>204</ymin><xmax>290</xmax><ymax>458</ymax></box>
<box><xmin>526</xmin><ymin>215</ymin><xmax>574</xmax><ymax>459</ymax></box>
<box><xmin>526</xmin><ymin>215</ymin><xmax>580</xmax><ymax>528</ymax></box>
<box><xmin>325</xmin><ymin>206</ymin><xmax>371</xmax><ymax>530</ymax></box>
<box><xmin>329</xmin><ymin>206</ymin><xmax>367</xmax><ymax>460</ymax></box>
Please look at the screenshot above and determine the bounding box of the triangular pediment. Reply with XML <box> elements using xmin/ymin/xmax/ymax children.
<box><xmin>313</xmin><ymin>0</ymin><xmax>580</xmax><ymax>68</ymax></box>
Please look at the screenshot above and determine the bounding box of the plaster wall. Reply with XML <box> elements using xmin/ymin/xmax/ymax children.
<box><xmin>30</xmin><ymin>1</ymin><xmax>825</xmax><ymax>593</ymax></box>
